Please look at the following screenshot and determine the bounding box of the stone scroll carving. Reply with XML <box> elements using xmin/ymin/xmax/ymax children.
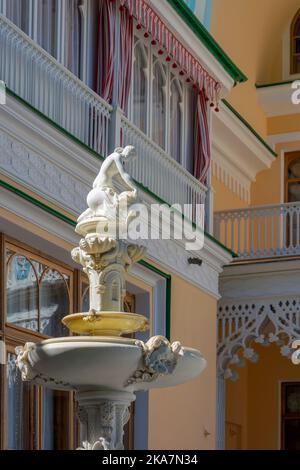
<box><xmin>125</xmin><ymin>336</ymin><xmax>184</xmax><ymax>386</ymax></box>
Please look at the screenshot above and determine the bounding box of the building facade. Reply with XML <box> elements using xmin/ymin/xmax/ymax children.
<box><xmin>0</xmin><ymin>0</ymin><xmax>299</xmax><ymax>451</ymax></box>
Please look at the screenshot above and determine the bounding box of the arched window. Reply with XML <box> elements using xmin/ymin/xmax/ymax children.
<box><xmin>170</xmin><ymin>78</ymin><xmax>183</xmax><ymax>163</ymax></box>
<box><xmin>152</xmin><ymin>60</ymin><xmax>166</xmax><ymax>149</ymax></box>
<box><xmin>291</xmin><ymin>9</ymin><xmax>300</xmax><ymax>74</ymax></box>
<box><xmin>286</xmin><ymin>152</ymin><xmax>300</xmax><ymax>202</ymax></box>
<box><xmin>132</xmin><ymin>42</ymin><xmax>148</xmax><ymax>134</ymax></box>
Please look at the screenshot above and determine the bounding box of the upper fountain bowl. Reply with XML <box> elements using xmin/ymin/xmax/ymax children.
<box><xmin>62</xmin><ymin>311</ymin><xmax>149</xmax><ymax>336</ymax></box>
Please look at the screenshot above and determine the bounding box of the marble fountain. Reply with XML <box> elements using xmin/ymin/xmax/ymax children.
<box><xmin>15</xmin><ymin>146</ymin><xmax>207</xmax><ymax>450</ymax></box>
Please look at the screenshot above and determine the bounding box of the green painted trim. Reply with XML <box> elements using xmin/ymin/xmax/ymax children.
<box><xmin>256</xmin><ymin>79</ymin><xmax>295</xmax><ymax>89</ymax></box>
<box><xmin>205</xmin><ymin>230</ymin><xmax>237</xmax><ymax>258</ymax></box>
<box><xmin>222</xmin><ymin>99</ymin><xmax>277</xmax><ymax>158</ymax></box>
<box><xmin>167</xmin><ymin>0</ymin><xmax>247</xmax><ymax>84</ymax></box>
<box><xmin>6</xmin><ymin>88</ymin><xmax>104</xmax><ymax>162</ymax></box>
<box><xmin>138</xmin><ymin>259</ymin><xmax>172</xmax><ymax>340</ymax></box>
<box><xmin>0</xmin><ymin>179</ymin><xmax>77</xmax><ymax>226</ymax></box>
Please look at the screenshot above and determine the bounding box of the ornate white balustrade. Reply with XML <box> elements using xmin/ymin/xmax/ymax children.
<box><xmin>214</xmin><ymin>202</ymin><xmax>300</xmax><ymax>259</ymax></box>
<box><xmin>0</xmin><ymin>15</ymin><xmax>112</xmax><ymax>157</ymax></box>
<box><xmin>121</xmin><ymin>115</ymin><xmax>207</xmax><ymax>222</ymax></box>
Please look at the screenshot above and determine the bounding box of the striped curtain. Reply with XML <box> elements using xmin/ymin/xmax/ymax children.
<box><xmin>193</xmin><ymin>90</ymin><xmax>211</xmax><ymax>184</ymax></box>
<box><xmin>119</xmin><ymin>6</ymin><xmax>134</xmax><ymax>112</ymax></box>
<box><xmin>97</xmin><ymin>0</ymin><xmax>133</xmax><ymax>112</ymax></box>
<box><xmin>97</xmin><ymin>0</ymin><xmax>116</xmax><ymax>102</ymax></box>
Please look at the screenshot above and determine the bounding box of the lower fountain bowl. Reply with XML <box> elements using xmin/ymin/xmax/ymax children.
<box><xmin>62</xmin><ymin>312</ymin><xmax>149</xmax><ymax>336</ymax></box>
<box><xmin>21</xmin><ymin>337</ymin><xmax>207</xmax><ymax>393</ymax></box>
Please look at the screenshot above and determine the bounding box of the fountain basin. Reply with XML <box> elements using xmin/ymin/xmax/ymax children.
<box><xmin>62</xmin><ymin>312</ymin><xmax>149</xmax><ymax>336</ymax></box>
<box><xmin>21</xmin><ymin>337</ymin><xmax>207</xmax><ymax>392</ymax></box>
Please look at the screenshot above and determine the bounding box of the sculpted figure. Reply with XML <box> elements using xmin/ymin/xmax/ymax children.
<box><xmin>77</xmin><ymin>146</ymin><xmax>138</xmax><ymax>227</ymax></box>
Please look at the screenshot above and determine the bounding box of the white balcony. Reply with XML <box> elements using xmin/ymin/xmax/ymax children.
<box><xmin>214</xmin><ymin>202</ymin><xmax>300</xmax><ymax>260</ymax></box>
<box><xmin>0</xmin><ymin>15</ymin><xmax>207</xmax><ymax>225</ymax></box>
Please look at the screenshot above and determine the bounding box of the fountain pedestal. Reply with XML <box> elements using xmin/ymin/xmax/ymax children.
<box><xmin>16</xmin><ymin>146</ymin><xmax>207</xmax><ymax>450</ymax></box>
<box><xmin>77</xmin><ymin>391</ymin><xmax>134</xmax><ymax>450</ymax></box>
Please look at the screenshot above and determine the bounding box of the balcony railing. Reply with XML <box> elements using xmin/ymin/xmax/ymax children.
<box><xmin>121</xmin><ymin>115</ymin><xmax>207</xmax><ymax>213</ymax></box>
<box><xmin>0</xmin><ymin>15</ymin><xmax>207</xmax><ymax>225</ymax></box>
<box><xmin>214</xmin><ymin>202</ymin><xmax>300</xmax><ymax>259</ymax></box>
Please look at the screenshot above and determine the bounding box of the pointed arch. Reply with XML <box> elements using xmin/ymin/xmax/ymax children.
<box><xmin>152</xmin><ymin>59</ymin><xmax>167</xmax><ymax>149</ymax></box>
<box><xmin>170</xmin><ymin>76</ymin><xmax>183</xmax><ymax>163</ymax></box>
<box><xmin>291</xmin><ymin>8</ymin><xmax>300</xmax><ymax>74</ymax></box>
<box><xmin>132</xmin><ymin>41</ymin><xmax>148</xmax><ymax>134</ymax></box>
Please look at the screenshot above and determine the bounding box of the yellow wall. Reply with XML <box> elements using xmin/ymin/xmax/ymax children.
<box><xmin>212</xmin><ymin>0</ymin><xmax>300</xmax><ymax>137</ymax></box>
<box><xmin>268</xmin><ymin>114</ymin><xmax>300</xmax><ymax>135</ymax></box>
<box><xmin>226</xmin><ymin>365</ymin><xmax>248</xmax><ymax>449</ymax></box>
<box><xmin>149</xmin><ymin>276</ymin><xmax>217</xmax><ymax>450</ymax></box>
<box><xmin>226</xmin><ymin>344</ymin><xmax>300</xmax><ymax>449</ymax></box>
<box><xmin>212</xmin><ymin>175</ymin><xmax>249</xmax><ymax>211</ymax></box>
<box><xmin>250</xmin><ymin>156</ymin><xmax>282</xmax><ymax>206</ymax></box>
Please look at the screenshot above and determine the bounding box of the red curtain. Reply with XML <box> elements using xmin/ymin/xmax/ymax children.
<box><xmin>119</xmin><ymin>7</ymin><xmax>133</xmax><ymax>111</ymax></box>
<box><xmin>97</xmin><ymin>0</ymin><xmax>133</xmax><ymax>112</ymax></box>
<box><xmin>193</xmin><ymin>91</ymin><xmax>211</xmax><ymax>185</ymax></box>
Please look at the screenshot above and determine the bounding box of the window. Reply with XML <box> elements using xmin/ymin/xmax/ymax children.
<box><xmin>6</xmin><ymin>244</ymin><xmax>71</xmax><ymax>337</ymax></box>
<box><xmin>5</xmin><ymin>0</ymin><xmax>30</xmax><ymax>36</ymax></box>
<box><xmin>281</xmin><ymin>382</ymin><xmax>300</xmax><ymax>450</ymax></box>
<box><xmin>6</xmin><ymin>352</ymin><xmax>37</xmax><ymax>450</ymax></box>
<box><xmin>291</xmin><ymin>9</ymin><xmax>300</xmax><ymax>74</ymax></box>
<box><xmin>170</xmin><ymin>78</ymin><xmax>183</xmax><ymax>164</ymax></box>
<box><xmin>152</xmin><ymin>60</ymin><xmax>166</xmax><ymax>150</ymax></box>
<box><xmin>37</xmin><ymin>0</ymin><xmax>58</xmax><ymax>58</ymax></box>
<box><xmin>132</xmin><ymin>42</ymin><xmax>148</xmax><ymax>134</ymax></box>
<box><xmin>129</xmin><ymin>34</ymin><xmax>195</xmax><ymax>173</ymax></box>
<box><xmin>284</xmin><ymin>152</ymin><xmax>300</xmax><ymax>246</ymax></box>
<box><xmin>285</xmin><ymin>152</ymin><xmax>300</xmax><ymax>202</ymax></box>
<box><xmin>1</xmin><ymin>236</ymin><xmax>75</xmax><ymax>450</ymax></box>
<box><xmin>65</xmin><ymin>0</ymin><xmax>82</xmax><ymax>77</ymax></box>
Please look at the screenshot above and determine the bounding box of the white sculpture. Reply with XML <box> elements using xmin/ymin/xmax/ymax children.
<box><xmin>77</xmin><ymin>146</ymin><xmax>138</xmax><ymax>237</ymax></box>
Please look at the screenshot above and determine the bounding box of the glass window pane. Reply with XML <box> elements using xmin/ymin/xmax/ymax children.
<box><xmin>6</xmin><ymin>353</ymin><xmax>37</xmax><ymax>450</ymax></box>
<box><xmin>133</xmin><ymin>44</ymin><xmax>147</xmax><ymax>133</ymax></box>
<box><xmin>42</xmin><ymin>388</ymin><xmax>70</xmax><ymax>449</ymax></box>
<box><xmin>288</xmin><ymin>157</ymin><xmax>300</xmax><ymax>179</ymax></box>
<box><xmin>152</xmin><ymin>62</ymin><xmax>166</xmax><ymax>149</ymax></box>
<box><xmin>81</xmin><ymin>282</ymin><xmax>89</xmax><ymax>312</ymax></box>
<box><xmin>284</xmin><ymin>419</ymin><xmax>300</xmax><ymax>450</ymax></box>
<box><xmin>6</xmin><ymin>0</ymin><xmax>30</xmax><ymax>36</ymax></box>
<box><xmin>294</xmin><ymin>18</ymin><xmax>300</xmax><ymax>37</ymax></box>
<box><xmin>6</xmin><ymin>255</ymin><xmax>38</xmax><ymax>331</ymax></box>
<box><xmin>285</xmin><ymin>384</ymin><xmax>300</xmax><ymax>413</ymax></box>
<box><xmin>170</xmin><ymin>79</ymin><xmax>182</xmax><ymax>163</ymax></box>
<box><xmin>292</xmin><ymin>55</ymin><xmax>300</xmax><ymax>74</ymax></box>
<box><xmin>288</xmin><ymin>182</ymin><xmax>300</xmax><ymax>202</ymax></box>
<box><xmin>65</xmin><ymin>0</ymin><xmax>82</xmax><ymax>77</ymax></box>
<box><xmin>40</xmin><ymin>269</ymin><xmax>70</xmax><ymax>337</ymax></box>
<box><xmin>37</xmin><ymin>0</ymin><xmax>58</xmax><ymax>57</ymax></box>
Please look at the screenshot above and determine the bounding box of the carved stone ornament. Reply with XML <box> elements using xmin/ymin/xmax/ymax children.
<box><xmin>15</xmin><ymin>343</ymin><xmax>71</xmax><ymax>388</ymax></box>
<box><xmin>15</xmin><ymin>343</ymin><xmax>37</xmax><ymax>381</ymax></box>
<box><xmin>76</xmin><ymin>397</ymin><xmax>131</xmax><ymax>451</ymax></box>
<box><xmin>125</xmin><ymin>336</ymin><xmax>184</xmax><ymax>386</ymax></box>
